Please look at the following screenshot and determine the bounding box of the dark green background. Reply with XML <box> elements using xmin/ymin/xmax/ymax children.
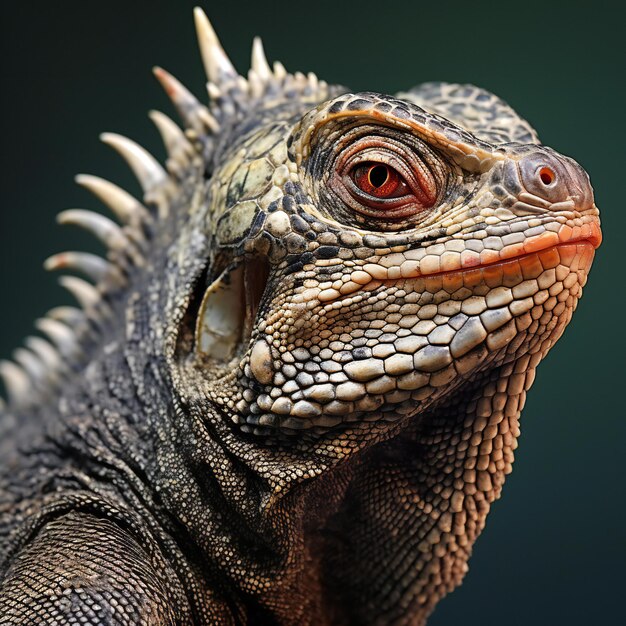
<box><xmin>1</xmin><ymin>1</ymin><xmax>624</xmax><ymax>623</ymax></box>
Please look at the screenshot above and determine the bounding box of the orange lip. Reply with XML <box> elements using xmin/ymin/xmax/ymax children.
<box><xmin>385</xmin><ymin>235</ymin><xmax>597</xmax><ymax>294</ymax></box>
<box><xmin>452</xmin><ymin>220</ymin><xmax>602</xmax><ymax>275</ymax></box>
<box><xmin>312</xmin><ymin>220</ymin><xmax>602</xmax><ymax>306</ymax></box>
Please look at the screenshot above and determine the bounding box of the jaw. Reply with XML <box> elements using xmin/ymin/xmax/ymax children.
<box><xmin>168</xmin><ymin>208</ymin><xmax>600</xmax><ymax>590</ymax></box>
<box><xmin>192</xmin><ymin>215</ymin><xmax>598</xmax><ymax>442</ymax></box>
<box><xmin>169</xmin><ymin>228</ymin><xmax>594</xmax><ymax>621</ymax></box>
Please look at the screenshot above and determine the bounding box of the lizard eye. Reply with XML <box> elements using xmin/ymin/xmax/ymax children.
<box><xmin>351</xmin><ymin>163</ymin><xmax>410</xmax><ymax>200</ymax></box>
<box><xmin>333</xmin><ymin>138</ymin><xmax>440</xmax><ymax>222</ymax></box>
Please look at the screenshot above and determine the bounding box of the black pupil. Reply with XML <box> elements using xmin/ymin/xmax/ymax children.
<box><xmin>369</xmin><ymin>165</ymin><xmax>389</xmax><ymax>188</ymax></box>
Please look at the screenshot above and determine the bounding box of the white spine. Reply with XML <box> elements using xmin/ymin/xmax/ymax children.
<box><xmin>193</xmin><ymin>7</ymin><xmax>238</xmax><ymax>85</ymax></box>
<box><xmin>149</xmin><ymin>110</ymin><xmax>194</xmax><ymax>166</ymax></box>
<box><xmin>153</xmin><ymin>67</ymin><xmax>220</xmax><ymax>134</ymax></box>
<box><xmin>58</xmin><ymin>276</ymin><xmax>100</xmax><ymax>310</ymax></box>
<box><xmin>45</xmin><ymin>252</ymin><xmax>111</xmax><ymax>283</ymax></box>
<box><xmin>57</xmin><ymin>209</ymin><xmax>128</xmax><ymax>250</ymax></box>
<box><xmin>36</xmin><ymin>317</ymin><xmax>78</xmax><ymax>356</ymax></box>
<box><xmin>251</xmin><ymin>37</ymin><xmax>272</xmax><ymax>82</ymax></box>
<box><xmin>75</xmin><ymin>174</ymin><xmax>150</xmax><ymax>226</ymax></box>
<box><xmin>0</xmin><ymin>361</ymin><xmax>30</xmax><ymax>405</ymax></box>
<box><xmin>100</xmin><ymin>133</ymin><xmax>169</xmax><ymax>198</ymax></box>
<box><xmin>24</xmin><ymin>337</ymin><xmax>62</xmax><ymax>372</ymax></box>
<box><xmin>13</xmin><ymin>348</ymin><xmax>46</xmax><ymax>385</ymax></box>
<box><xmin>47</xmin><ymin>306</ymin><xmax>85</xmax><ymax>326</ymax></box>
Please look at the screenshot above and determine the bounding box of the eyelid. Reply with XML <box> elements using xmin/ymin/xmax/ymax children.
<box><xmin>340</xmin><ymin>147</ymin><xmax>437</xmax><ymax>209</ymax></box>
<box><xmin>318</xmin><ymin>128</ymin><xmax>449</xmax><ymax>229</ymax></box>
<box><xmin>343</xmin><ymin>147</ymin><xmax>415</xmax><ymax>183</ymax></box>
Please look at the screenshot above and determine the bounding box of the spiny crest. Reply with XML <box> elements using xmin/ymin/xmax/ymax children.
<box><xmin>0</xmin><ymin>7</ymin><xmax>328</xmax><ymax>409</ymax></box>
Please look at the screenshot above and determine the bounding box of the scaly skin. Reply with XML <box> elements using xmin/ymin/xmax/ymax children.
<box><xmin>0</xmin><ymin>9</ymin><xmax>601</xmax><ymax>626</ymax></box>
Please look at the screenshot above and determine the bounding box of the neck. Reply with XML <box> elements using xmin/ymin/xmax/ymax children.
<box><xmin>170</xmin><ymin>355</ymin><xmax>536</xmax><ymax>625</ymax></box>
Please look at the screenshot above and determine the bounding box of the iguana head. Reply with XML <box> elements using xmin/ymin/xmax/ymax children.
<box><xmin>0</xmin><ymin>8</ymin><xmax>601</xmax><ymax>623</ymax></box>
<box><xmin>160</xmin><ymin>14</ymin><xmax>600</xmax><ymax>469</ymax></box>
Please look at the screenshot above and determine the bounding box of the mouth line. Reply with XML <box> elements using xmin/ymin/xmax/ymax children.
<box><xmin>384</xmin><ymin>239</ymin><xmax>595</xmax><ymax>287</ymax></box>
<box><xmin>397</xmin><ymin>232</ymin><xmax>599</xmax><ymax>282</ymax></box>
<box><xmin>304</xmin><ymin>221</ymin><xmax>601</xmax><ymax>305</ymax></box>
<box><xmin>458</xmin><ymin>221</ymin><xmax>601</xmax><ymax>271</ymax></box>
<box><xmin>391</xmin><ymin>221</ymin><xmax>602</xmax><ymax>279</ymax></box>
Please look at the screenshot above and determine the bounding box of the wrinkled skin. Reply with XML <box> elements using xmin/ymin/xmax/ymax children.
<box><xmin>0</xmin><ymin>16</ymin><xmax>600</xmax><ymax>626</ymax></box>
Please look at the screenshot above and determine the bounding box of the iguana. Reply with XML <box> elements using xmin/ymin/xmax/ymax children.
<box><xmin>0</xmin><ymin>8</ymin><xmax>602</xmax><ymax>625</ymax></box>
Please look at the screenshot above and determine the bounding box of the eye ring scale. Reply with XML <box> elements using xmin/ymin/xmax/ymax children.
<box><xmin>332</xmin><ymin>136</ymin><xmax>441</xmax><ymax>222</ymax></box>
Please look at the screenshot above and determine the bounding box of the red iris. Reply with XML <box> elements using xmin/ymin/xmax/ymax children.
<box><xmin>352</xmin><ymin>163</ymin><xmax>410</xmax><ymax>199</ymax></box>
<box><xmin>333</xmin><ymin>142</ymin><xmax>441</xmax><ymax>223</ymax></box>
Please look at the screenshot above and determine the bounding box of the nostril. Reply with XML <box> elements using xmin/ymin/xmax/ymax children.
<box><xmin>517</xmin><ymin>151</ymin><xmax>592</xmax><ymax>208</ymax></box>
<box><xmin>517</xmin><ymin>154</ymin><xmax>566</xmax><ymax>201</ymax></box>
<box><xmin>539</xmin><ymin>167</ymin><xmax>555</xmax><ymax>186</ymax></box>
